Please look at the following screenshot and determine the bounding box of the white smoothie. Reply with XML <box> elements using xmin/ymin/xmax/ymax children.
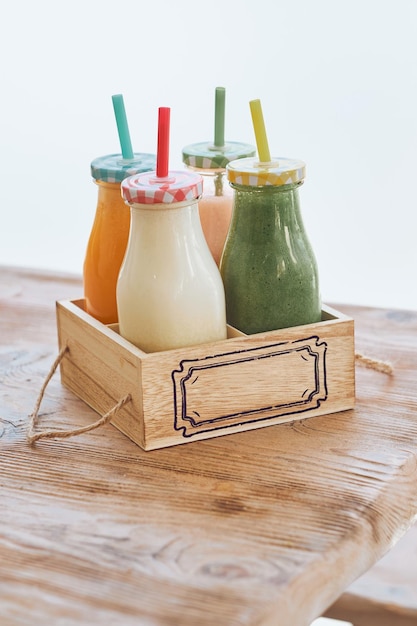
<box><xmin>117</xmin><ymin>199</ymin><xmax>227</xmax><ymax>353</ymax></box>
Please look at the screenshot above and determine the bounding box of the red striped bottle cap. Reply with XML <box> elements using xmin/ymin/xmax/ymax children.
<box><xmin>122</xmin><ymin>170</ymin><xmax>203</xmax><ymax>205</ymax></box>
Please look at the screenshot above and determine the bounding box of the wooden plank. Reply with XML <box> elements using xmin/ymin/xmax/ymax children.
<box><xmin>324</xmin><ymin>521</ymin><xmax>417</xmax><ymax>625</ymax></box>
<box><xmin>56</xmin><ymin>299</ymin><xmax>146</xmax><ymax>448</ymax></box>
<box><xmin>1</xmin><ymin>266</ymin><xmax>417</xmax><ymax>626</ymax></box>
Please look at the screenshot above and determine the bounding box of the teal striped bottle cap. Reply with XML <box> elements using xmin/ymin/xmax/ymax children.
<box><xmin>90</xmin><ymin>153</ymin><xmax>156</xmax><ymax>183</ymax></box>
<box><xmin>182</xmin><ymin>141</ymin><xmax>255</xmax><ymax>170</ymax></box>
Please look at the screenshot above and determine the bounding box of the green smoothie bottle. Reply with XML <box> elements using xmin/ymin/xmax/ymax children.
<box><xmin>220</xmin><ymin>100</ymin><xmax>321</xmax><ymax>334</ymax></box>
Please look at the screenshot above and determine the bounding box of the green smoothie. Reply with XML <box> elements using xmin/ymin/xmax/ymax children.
<box><xmin>220</xmin><ymin>174</ymin><xmax>321</xmax><ymax>334</ymax></box>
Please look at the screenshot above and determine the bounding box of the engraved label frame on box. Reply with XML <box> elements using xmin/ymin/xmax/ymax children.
<box><xmin>172</xmin><ymin>336</ymin><xmax>327</xmax><ymax>438</ymax></box>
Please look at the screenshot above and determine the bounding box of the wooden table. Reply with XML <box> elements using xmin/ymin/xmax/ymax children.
<box><xmin>1</xmin><ymin>266</ymin><xmax>417</xmax><ymax>626</ymax></box>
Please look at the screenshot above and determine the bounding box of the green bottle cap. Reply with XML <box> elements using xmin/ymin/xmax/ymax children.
<box><xmin>182</xmin><ymin>141</ymin><xmax>255</xmax><ymax>170</ymax></box>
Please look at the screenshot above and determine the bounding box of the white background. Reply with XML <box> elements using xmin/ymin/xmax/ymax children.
<box><xmin>1</xmin><ymin>0</ymin><xmax>416</xmax><ymax>312</ymax></box>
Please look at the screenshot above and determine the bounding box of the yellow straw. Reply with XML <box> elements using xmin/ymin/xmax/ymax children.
<box><xmin>249</xmin><ymin>99</ymin><xmax>271</xmax><ymax>164</ymax></box>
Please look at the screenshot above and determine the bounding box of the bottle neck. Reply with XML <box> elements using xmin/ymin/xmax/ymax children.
<box><xmin>229</xmin><ymin>182</ymin><xmax>305</xmax><ymax>234</ymax></box>
<box><xmin>94</xmin><ymin>179</ymin><xmax>129</xmax><ymax>217</ymax></box>
<box><xmin>124</xmin><ymin>199</ymin><xmax>213</xmax><ymax>268</ymax></box>
<box><xmin>128</xmin><ymin>199</ymin><xmax>203</xmax><ymax>242</ymax></box>
<box><xmin>128</xmin><ymin>198</ymin><xmax>200</xmax><ymax>213</ymax></box>
<box><xmin>95</xmin><ymin>179</ymin><xmax>121</xmax><ymax>193</ymax></box>
<box><xmin>185</xmin><ymin>165</ymin><xmax>229</xmax><ymax>197</ymax></box>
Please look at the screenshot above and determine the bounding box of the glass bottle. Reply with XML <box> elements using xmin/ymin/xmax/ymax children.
<box><xmin>182</xmin><ymin>141</ymin><xmax>255</xmax><ymax>266</ymax></box>
<box><xmin>83</xmin><ymin>153</ymin><xmax>156</xmax><ymax>325</ymax></box>
<box><xmin>117</xmin><ymin>170</ymin><xmax>227</xmax><ymax>353</ymax></box>
<box><xmin>220</xmin><ymin>157</ymin><xmax>321</xmax><ymax>334</ymax></box>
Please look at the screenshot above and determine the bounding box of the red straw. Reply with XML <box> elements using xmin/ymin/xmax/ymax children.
<box><xmin>156</xmin><ymin>107</ymin><xmax>170</xmax><ymax>178</ymax></box>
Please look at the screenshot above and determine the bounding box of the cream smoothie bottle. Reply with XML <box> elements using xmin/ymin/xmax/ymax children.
<box><xmin>83</xmin><ymin>94</ymin><xmax>155</xmax><ymax>325</ymax></box>
<box><xmin>117</xmin><ymin>108</ymin><xmax>227</xmax><ymax>353</ymax></box>
<box><xmin>182</xmin><ymin>87</ymin><xmax>255</xmax><ymax>266</ymax></box>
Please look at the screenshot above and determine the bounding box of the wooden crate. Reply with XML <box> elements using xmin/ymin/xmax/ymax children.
<box><xmin>56</xmin><ymin>299</ymin><xmax>355</xmax><ymax>451</ymax></box>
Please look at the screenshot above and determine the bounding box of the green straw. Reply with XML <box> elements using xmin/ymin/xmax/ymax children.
<box><xmin>249</xmin><ymin>99</ymin><xmax>271</xmax><ymax>164</ymax></box>
<box><xmin>214</xmin><ymin>87</ymin><xmax>226</xmax><ymax>148</ymax></box>
<box><xmin>112</xmin><ymin>94</ymin><xmax>134</xmax><ymax>160</ymax></box>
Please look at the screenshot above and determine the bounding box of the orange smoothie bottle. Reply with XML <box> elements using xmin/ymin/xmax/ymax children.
<box><xmin>83</xmin><ymin>152</ymin><xmax>156</xmax><ymax>324</ymax></box>
<box><xmin>182</xmin><ymin>87</ymin><xmax>255</xmax><ymax>266</ymax></box>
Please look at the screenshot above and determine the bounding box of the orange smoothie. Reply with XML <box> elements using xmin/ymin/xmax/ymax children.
<box><xmin>83</xmin><ymin>152</ymin><xmax>156</xmax><ymax>324</ymax></box>
<box><xmin>83</xmin><ymin>181</ymin><xmax>130</xmax><ymax>324</ymax></box>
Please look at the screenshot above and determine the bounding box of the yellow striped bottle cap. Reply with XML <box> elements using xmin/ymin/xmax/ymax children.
<box><xmin>226</xmin><ymin>157</ymin><xmax>306</xmax><ymax>187</ymax></box>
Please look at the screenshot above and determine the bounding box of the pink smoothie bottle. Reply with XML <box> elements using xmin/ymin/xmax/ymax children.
<box><xmin>182</xmin><ymin>87</ymin><xmax>255</xmax><ymax>266</ymax></box>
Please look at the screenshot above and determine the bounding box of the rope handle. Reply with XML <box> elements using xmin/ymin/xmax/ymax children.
<box><xmin>27</xmin><ymin>345</ymin><xmax>131</xmax><ymax>445</ymax></box>
<box><xmin>27</xmin><ymin>344</ymin><xmax>392</xmax><ymax>445</ymax></box>
<box><xmin>355</xmin><ymin>351</ymin><xmax>393</xmax><ymax>375</ymax></box>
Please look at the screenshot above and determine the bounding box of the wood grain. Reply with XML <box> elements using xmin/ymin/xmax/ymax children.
<box><xmin>1</xmin><ymin>265</ymin><xmax>417</xmax><ymax>626</ymax></box>
<box><xmin>324</xmin><ymin>521</ymin><xmax>417</xmax><ymax>625</ymax></box>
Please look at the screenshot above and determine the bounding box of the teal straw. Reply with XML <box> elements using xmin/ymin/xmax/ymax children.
<box><xmin>112</xmin><ymin>94</ymin><xmax>134</xmax><ymax>160</ymax></box>
<box><xmin>214</xmin><ymin>87</ymin><xmax>225</xmax><ymax>148</ymax></box>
